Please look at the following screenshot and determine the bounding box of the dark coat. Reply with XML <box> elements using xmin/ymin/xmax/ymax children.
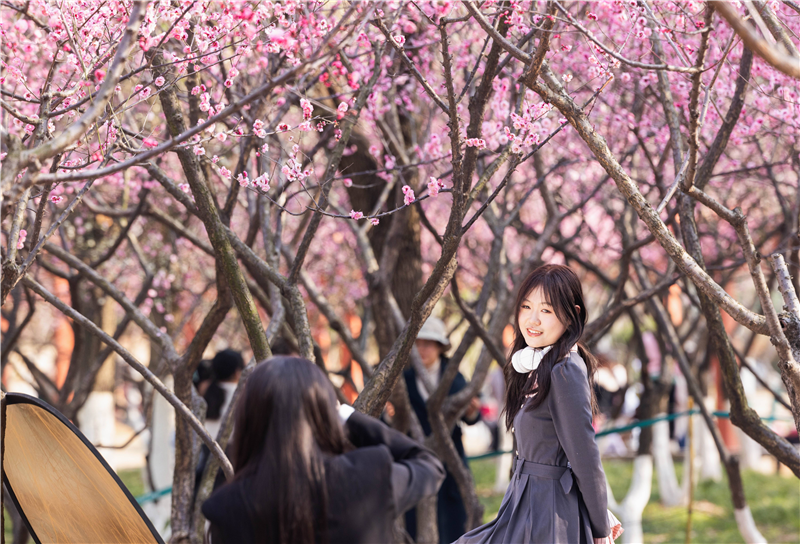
<box><xmin>403</xmin><ymin>357</ymin><xmax>480</xmax><ymax>544</ymax></box>
<box><xmin>456</xmin><ymin>352</ymin><xmax>611</xmax><ymax>544</ymax></box>
<box><xmin>202</xmin><ymin>411</ymin><xmax>445</xmax><ymax>544</ymax></box>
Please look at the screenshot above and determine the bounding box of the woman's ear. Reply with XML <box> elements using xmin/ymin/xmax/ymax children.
<box><xmin>575</xmin><ymin>304</ymin><xmax>580</xmax><ymax>314</ymax></box>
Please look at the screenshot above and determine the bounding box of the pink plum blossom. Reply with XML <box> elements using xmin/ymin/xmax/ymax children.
<box><xmin>254</xmin><ymin>174</ymin><xmax>270</xmax><ymax>191</ymax></box>
<box><xmin>16</xmin><ymin>229</ymin><xmax>26</xmax><ymax>250</ymax></box>
<box><xmin>428</xmin><ymin>177</ymin><xmax>443</xmax><ymax>196</ymax></box>
<box><xmin>301</xmin><ymin>98</ymin><xmax>313</xmax><ymax>119</ymax></box>
<box><xmin>253</xmin><ymin>119</ymin><xmax>267</xmax><ymax>138</ymax></box>
<box><xmin>402</xmin><ymin>185</ymin><xmax>415</xmax><ymax>206</ymax></box>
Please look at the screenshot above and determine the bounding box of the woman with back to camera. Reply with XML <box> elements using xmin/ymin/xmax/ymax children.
<box><xmin>455</xmin><ymin>264</ymin><xmax>622</xmax><ymax>544</ymax></box>
<box><xmin>202</xmin><ymin>356</ymin><xmax>446</xmax><ymax>544</ymax></box>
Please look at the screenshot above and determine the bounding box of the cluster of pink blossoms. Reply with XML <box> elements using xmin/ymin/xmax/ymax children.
<box><xmin>253</xmin><ymin>120</ymin><xmax>267</xmax><ymax>139</ymax></box>
<box><xmin>427</xmin><ymin>177</ymin><xmax>445</xmax><ymax>197</ymax></box>
<box><xmin>16</xmin><ymin>230</ymin><xmax>27</xmax><ymax>250</ymax></box>
<box><xmin>465</xmin><ymin>138</ymin><xmax>487</xmax><ymax>149</ymax></box>
<box><xmin>402</xmin><ymin>185</ymin><xmax>416</xmax><ymax>206</ymax></box>
<box><xmin>301</xmin><ymin>98</ymin><xmax>313</xmax><ymax>120</ymax></box>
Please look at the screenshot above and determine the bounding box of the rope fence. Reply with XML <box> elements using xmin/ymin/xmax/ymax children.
<box><xmin>133</xmin><ymin>408</ymin><xmax>793</xmax><ymax>504</ymax></box>
<box><xmin>464</xmin><ymin>409</ymin><xmax>793</xmax><ymax>462</ymax></box>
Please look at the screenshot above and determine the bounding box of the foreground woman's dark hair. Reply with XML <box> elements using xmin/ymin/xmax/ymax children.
<box><xmin>233</xmin><ymin>356</ymin><xmax>345</xmax><ymax>543</ymax></box>
<box><xmin>202</xmin><ymin>356</ymin><xmax>445</xmax><ymax>544</ymax></box>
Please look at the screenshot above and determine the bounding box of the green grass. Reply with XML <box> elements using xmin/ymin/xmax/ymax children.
<box><xmin>470</xmin><ymin>456</ymin><xmax>800</xmax><ymax>544</ymax></box>
<box><xmin>5</xmin><ymin>462</ymin><xmax>797</xmax><ymax>543</ymax></box>
<box><xmin>118</xmin><ymin>468</ymin><xmax>146</xmax><ymax>498</ymax></box>
<box><xmin>3</xmin><ymin>509</ymin><xmax>10</xmax><ymax>543</ymax></box>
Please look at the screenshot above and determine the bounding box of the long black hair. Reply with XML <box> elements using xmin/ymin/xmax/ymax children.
<box><xmin>203</xmin><ymin>349</ymin><xmax>244</xmax><ymax>420</ymax></box>
<box><xmin>503</xmin><ymin>264</ymin><xmax>598</xmax><ymax>431</ymax></box>
<box><xmin>230</xmin><ymin>356</ymin><xmax>348</xmax><ymax>544</ymax></box>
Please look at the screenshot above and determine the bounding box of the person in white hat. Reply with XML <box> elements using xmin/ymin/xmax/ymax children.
<box><xmin>403</xmin><ymin>317</ymin><xmax>481</xmax><ymax>544</ymax></box>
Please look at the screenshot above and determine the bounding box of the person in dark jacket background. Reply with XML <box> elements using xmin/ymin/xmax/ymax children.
<box><xmin>202</xmin><ymin>349</ymin><xmax>244</xmax><ymax>438</ymax></box>
<box><xmin>403</xmin><ymin>317</ymin><xmax>481</xmax><ymax>544</ymax></box>
<box><xmin>202</xmin><ymin>356</ymin><xmax>445</xmax><ymax>544</ymax></box>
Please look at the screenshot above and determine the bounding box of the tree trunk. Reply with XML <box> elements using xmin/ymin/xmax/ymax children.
<box><xmin>169</xmin><ymin>370</ymin><xmax>203</xmax><ymax>544</ymax></box>
<box><xmin>76</xmin><ymin>297</ymin><xmax>117</xmax><ymax>466</ymax></box>
<box><xmin>389</xmin><ymin>205</ymin><xmax>423</xmax><ymax>320</ymax></box>
<box><xmin>142</xmin><ymin>375</ymin><xmax>176</xmax><ymax>540</ymax></box>
<box><xmin>608</xmin><ymin>455</ymin><xmax>653</xmax><ymax>544</ymax></box>
<box><xmin>652</xmin><ymin>418</ymin><xmax>685</xmax><ymax>506</ymax></box>
<box><xmin>343</xmin><ymin>139</ymin><xmax>423</xmax><ymax>355</ymax></box>
<box><xmin>724</xmin><ymin>456</ymin><xmax>766</xmax><ymax>543</ymax></box>
<box><xmin>61</xmin><ymin>279</ymin><xmax>103</xmax><ymax>414</ymax></box>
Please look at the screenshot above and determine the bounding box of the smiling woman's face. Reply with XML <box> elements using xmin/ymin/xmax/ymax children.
<box><xmin>518</xmin><ymin>287</ymin><xmax>567</xmax><ymax>349</ymax></box>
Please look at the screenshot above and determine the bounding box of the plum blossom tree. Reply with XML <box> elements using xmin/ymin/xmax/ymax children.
<box><xmin>3</xmin><ymin>1</ymin><xmax>800</xmax><ymax>543</ymax></box>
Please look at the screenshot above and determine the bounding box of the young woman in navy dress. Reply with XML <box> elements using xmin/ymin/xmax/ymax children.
<box><xmin>456</xmin><ymin>264</ymin><xmax>621</xmax><ymax>544</ymax></box>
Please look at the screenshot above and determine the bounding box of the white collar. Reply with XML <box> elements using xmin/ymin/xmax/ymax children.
<box><xmin>511</xmin><ymin>344</ymin><xmax>578</xmax><ymax>374</ymax></box>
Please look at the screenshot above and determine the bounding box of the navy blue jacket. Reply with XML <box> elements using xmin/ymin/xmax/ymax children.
<box><xmin>403</xmin><ymin>357</ymin><xmax>480</xmax><ymax>544</ymax></box>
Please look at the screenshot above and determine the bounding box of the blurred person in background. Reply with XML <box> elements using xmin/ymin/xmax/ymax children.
<box><xmin>203</xmin><ymin>349</ymin><xmax>244</xmax><ymax>438</ymax></box>
<box><xmin>593</xmin><ymin>354</ymin><xmax>629</xmax><ymax>457</ymax></box>
<box><xmin>593</xmin><ymin>354</ymin><xmax>627</xmax><ymax>420</ymax></box>
<box><xmin>193</xmin><ymin>359</ymin><xmax>213</xmax><ymax>396</ymax></box>
<box><xmin>403</xmin><ymin>316</ymin><xmax>481</xmax><ymax>544</ymax></box>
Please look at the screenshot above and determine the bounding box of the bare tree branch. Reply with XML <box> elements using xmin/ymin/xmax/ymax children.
<box><xmin>21</xmin><ymin>275</ymin><xmax>234</xmax><ymax>479</ymax></box>
<box><xmin>713</xmin><ymin>1</ymin><xmax>800</xmax><ymax>79</ymax></box>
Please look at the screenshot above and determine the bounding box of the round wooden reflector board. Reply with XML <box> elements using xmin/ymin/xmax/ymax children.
<box><xmin>3</xmin><ymin>394</ymin><xmax>162</xmax><ymax>544</ymax></box>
